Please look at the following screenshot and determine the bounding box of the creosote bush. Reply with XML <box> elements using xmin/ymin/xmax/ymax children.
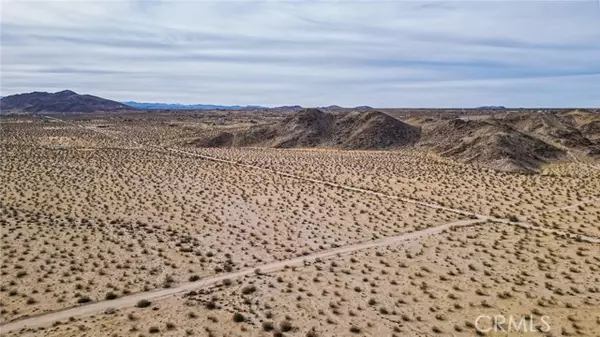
<box><xmin>233</xmin><ymin>312</ymin><xmax>245</xmax><ymax>322</ymax></box>
<box><xmin>136</xmin><ymin>299</ymin><xmax>152</xmax><ymax>308</ymax></box>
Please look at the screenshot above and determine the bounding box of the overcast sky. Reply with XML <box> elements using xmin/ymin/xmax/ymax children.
<box><xmin>1</xmin><ymin>0</ymin><xmax>599</xmax><ymax>107</ymax></box>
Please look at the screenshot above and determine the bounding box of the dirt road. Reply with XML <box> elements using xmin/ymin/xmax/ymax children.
<box><xmin>0</xmin><ymin>218</ymin><xmax>484</xmax><ymax>334</ymax></box>
<box><xmin>531</xmin><ymin>197</ymin><xmax>600</xmax><ymax>216</ymax></box>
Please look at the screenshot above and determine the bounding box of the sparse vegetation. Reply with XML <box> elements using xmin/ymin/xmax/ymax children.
<box><xmin>1</xmin><ymin>112</ymin><xmax>598</xmax><ymax>337</ymax></box>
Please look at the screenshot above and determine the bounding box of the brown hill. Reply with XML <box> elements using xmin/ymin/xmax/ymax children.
<box><xmin>0</xmin><ymin>90</ymin><xmax>131</xmax><ymax>113</ymax></box>
<box><xmin>419</xmin><ymin>119</ymin><xmax>566</xmax><ymax>173</ymax></box>
<box><xmin>192</xmin><ymin>109</ymin><xmax>420</xmax><ymax>150</ymax></box>
<box><xmin>191</xmin><ymin>110</ymin><xmax>592</xmax><ymax>173</ymax></box>
<box><xmin>558</xmin><ymin>109</ymin><xmax>600</xmax><ymax>127</ymax></box>
<box><xmin>193</xmin><ymin>132</ymin><xmax>235</xmax><ymax>147</ymax></box>
<box><xmin>501</xmin><ymin>112</ymin><xmax>595</xmax><ymax>150</ymax></box>
<box><xmin>580</xmin><ymin>121</ymin><xmax>600</xmax><ymax>141</ymax></box>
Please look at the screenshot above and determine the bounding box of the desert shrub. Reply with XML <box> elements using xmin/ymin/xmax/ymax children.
<box><xmin>233</xmin><ymin>312</ymin><xmax>245</xmax><ymax>322</ymax></box>
<box><xmin>136</xmin><ymin>299</ymin><xmax>152</xmax><ymax>308</ymax></box>
<box><xmin>189</xmin><ymin>275</ymin><xmax>200</xmax><ymax>282</ymax></box>
<box><xmin>105</xmin><ymin>292</ymin><xmax>118</xmax><ymax>300</ymax></box>
<box><xmin>77</xmin><ymin>296</ymin><xmax>91</xmax><ymax>304</ymax></box>
<box><xmin>262</xmin><ymin>321</ymin><xmax>275</xmax><ymax>331</ymax></box>
<box><xmin>306</xmin><ymin>328</ymin><xmax>319</xmax><ymax>337</ymax></box>
<box><xmin>280</xmin><ymin>320</ymin><xmax>293</xmax><ymax>332</ymax></box>
<box><xmin>241</xmin><ymin>285</ymin><xmax>256</xmax><ymax>295</ymax></box>
<box><xmin>432</xmin><ymin>326</ymin><xmax>444</xmax><ymax>333</ymax></box>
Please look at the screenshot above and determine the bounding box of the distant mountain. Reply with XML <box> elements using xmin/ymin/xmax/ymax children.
<box><xmin>320</xmin><ymin>105</ymin><xmax>375</xmax><ymax>112</ymax></box>
<box><xmin>270</xmin><ymin>105</ymin><xmax>304</xmax><ymax>113</ymax></box>
<box><xmin>0</xmin><ymin>90</ymin><xmax>130</xmax><ymax>113</ymax></box>
<box><xmin>122</xmin><ymin>101</ymin><xmax>265</xmax><ymax>110</ymax></box>
<box><xmin>478</xmin><ymin>106</ymin><xmax>506</xmax><ymax>109</ymax></box>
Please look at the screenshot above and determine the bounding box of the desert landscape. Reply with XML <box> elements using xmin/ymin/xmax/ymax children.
<box><xmin>1</xmin><ymin>90</ymin><xmax>599</xmax><ymax>336</ymax></box>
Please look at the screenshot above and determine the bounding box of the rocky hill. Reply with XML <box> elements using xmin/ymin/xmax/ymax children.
<box><xmin>418</xmin><ymin>119</ymin><xmax>566</xmax><ymax>173</ymax></box>
<box><xmin>580</xmin><ymin>121</ymin><xmax>600</xmax><ymax>141</ymax></box>
<box><xmin>0</xmin><ymin>90</ymin><xmax>131</xmax><ymax>113</ymax></box>
<box><xmin>501</xmin><ymin>112</ymin><xmax>592</xmax><ymax>148</ymax></box>
<box><xmin>500</xmin><ymin>111</ymin><xmax>600</xmax><ymax>157</ymax></box>
<box><xmin>189</xmin><ymin>109</ymin><xmax>600</xmax><ymax>173</ymax></box>
<box><xmin>193</xmin><ymin>110</ymin><xmax>580</xmax><ymax>172</ymax></box>
<box><xmin>192</xmin><ymin>108</ymin><xmax>420</xmax><ymax>150</ymax></box>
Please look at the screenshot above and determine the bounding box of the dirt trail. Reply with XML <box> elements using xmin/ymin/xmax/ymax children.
<box><xmin>510</xmin><ymin>221</ymin><xmax>600</xmax><ymax>243</ymax></box>
<box><xmin>531</xmin><ymin>197</ymin><xmax>600</xmax><ymax>216</ymax></box>
<box><xmin>0</xmin><ymin>219</ymin><xmax>483</xmax><ymax>334</ymax></box>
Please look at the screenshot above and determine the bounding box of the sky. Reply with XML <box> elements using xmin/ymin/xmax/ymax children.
<box><xmin>1</xmin><ymin>0</ymin><xmax>600</xmax><ymax>107</ymax></box>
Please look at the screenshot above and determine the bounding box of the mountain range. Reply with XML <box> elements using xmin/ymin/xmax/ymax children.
<box><xmin>0</xmin><ymin>91</ymin><xmax>269</xmax><ymax>113</ymax></box>
<box><xmin>121</xmin><ymin>101</ymin><xmax>266</xmax><ymax>110</ymax></box>
<box><xmin>0</xmin><ymin>90</ymin><xmax>380</xmax><ymax>113</ymax></box>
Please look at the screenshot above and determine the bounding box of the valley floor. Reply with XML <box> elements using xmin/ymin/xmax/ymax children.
<box><xmin>1</xmin><ymin>115</ymin><xmax>599</xmax><ymax>336</ymax></box>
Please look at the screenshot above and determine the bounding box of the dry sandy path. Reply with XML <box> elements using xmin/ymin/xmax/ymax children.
<box><xmin>510</xmin><ymin>221</ymin><xmax>600</xmax><ymax>243</ymax></box>
<box><xmin>531</xmin><ymin>197</ymin><xmax>600</xmax><ymax>216</ymax></box>
<box><xmin>0</xmin><ymin>219</ymin><xmax>484</xmax><ymax>334</ymax></box>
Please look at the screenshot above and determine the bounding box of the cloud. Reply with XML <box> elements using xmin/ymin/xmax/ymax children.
<box><xmin>1</xmin><ymin>0</ymin><xmax>599</xmax><ymax>107</ymax></box>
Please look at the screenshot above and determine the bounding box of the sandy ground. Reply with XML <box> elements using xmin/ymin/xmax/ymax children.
<box><xmin>528</xmin><ymin>200</ymin><xmax>600</xmax><ymax>238</ymax></box>
<box><xmin>4</xmin><ymin>225</ymin><xmax>599</xmax><ymax>337</ymax></box>
<box><xmin>0</xmin><ymin>218</ymin><xmax>483</xmax><ymax>334</ymax></box>
<box><xmin>1</xmin><ymin>115</ymin><xmax>599</xmax><ymax>336</ymax></box>
<box><xmin>2</xmin><ymin>119</ymin><xmax>461</xmax><ymax>322</ymax></box>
